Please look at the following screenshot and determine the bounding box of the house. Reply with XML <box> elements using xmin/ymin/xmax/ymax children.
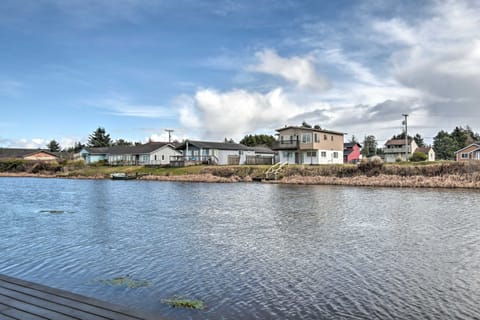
<box><xmin>173</xmin><ymin>140</ymin><xmax>255</xmax><ymax>166</ymax></box>
<box><xmin>271</xmin><ymin>125</ymin><xmax>345</xmax><ymax>164</ymax></box>
<box><xmin>344</xmin><ymin>142</ymin><xmax>362</xmax><ymax>164</ymax></box>
<box><xmin>246</xmin><ymin>145</ymin><xmax>276</xmax><ymax>165</ymax></box>
<box><xmin>455</xmin><ymin>143</ymin><xmax>480</xmax><ymax>161</ymax></box>
<box><xmin>76</xmin><ymin>142</ymin><xmax>181</xmax><ymax>165</ymax></box>
<box><xmin>0</xmin><ymin>148</ymin><xmax>59</xmax><ymax>162</ymax></box>
<box><xmin>383</xmin><ymin>138</ymin><xmax>418</xmax><ymax>162</ymax></box>
<box><xmin>415</xmin><ymin>146</ymin><xmax>435</xmax><ymax>161</ymax></box>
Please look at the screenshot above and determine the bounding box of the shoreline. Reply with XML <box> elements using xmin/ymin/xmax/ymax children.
<box><xmin>1</xmin><ymin>171</ymin><xmax>480</xmax><ymax>189</ymax></box>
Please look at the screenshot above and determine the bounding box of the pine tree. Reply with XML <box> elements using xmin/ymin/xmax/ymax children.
<box><xmin>87</xmin><ymin>127</ymin><xmax>112</xmax><ymax>147</ymax></box>
<box><xmin>47</xmin><ymin>140</ymin><xmax>61</xmax><ymax>152</ymax></box>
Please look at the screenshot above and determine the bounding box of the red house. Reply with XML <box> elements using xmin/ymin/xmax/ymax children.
<box><xmin>344</xmin><ymin>142</ymin><xmax>362</xmax><ymax>164</ymax></box>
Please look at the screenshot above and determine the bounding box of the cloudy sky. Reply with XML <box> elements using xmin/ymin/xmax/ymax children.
<box><xmin>1</xmin><ymin>0</ymin><xmax>479</xmax><ymax>148</ymax></box>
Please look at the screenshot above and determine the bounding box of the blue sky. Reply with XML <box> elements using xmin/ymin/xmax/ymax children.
<box><xmin>1</xmin><ymin>0</ymin><xmax>479</xmax><ymax>148</ymax></box>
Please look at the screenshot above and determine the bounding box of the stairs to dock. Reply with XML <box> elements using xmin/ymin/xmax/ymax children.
<box><xmin>265</xmin><ymin>161</ymin><xmax>288</xmax><ymax>180</ymax></box>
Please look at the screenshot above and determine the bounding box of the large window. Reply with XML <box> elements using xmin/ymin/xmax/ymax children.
<box><xmin>321</xmin><ymin>151</ymin><xmax>326</xmax><ymax>158</ymax></box>
<box><xmin>333</xmin><ymin>152</ymin><xmax>338</xmax><ymax>158</ymax></box>
<box><xmin>302</xmin><ymin>134</ymin><xmax>311</xmax><ymax>143</ymax></box>
<box><xmin>306</xmin><ymin>151</ymin><xmax>317</xmax><ymax>157</ymax></box>
<box><xmin>461</xmin><ymin>153</ymin><xmax>469</xmax><ymax>159</ymax></box>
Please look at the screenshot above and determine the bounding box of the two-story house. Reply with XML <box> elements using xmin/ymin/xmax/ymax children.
<box><xmin>344</xmin><ymin>142</ymin><xmax>362</xmax><ymax>164</ymax></box>
<box><xmin>384</xmin><ymin>138</ymin><xmax>418</xmax><ymax>162</ymax></box>
<box><xmin>271</xmin><ymin>125</ymin><xmax>345</xmax><ymax>164</ymax></box>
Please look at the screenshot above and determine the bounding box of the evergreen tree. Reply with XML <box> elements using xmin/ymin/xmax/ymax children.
<box><xmin>113</xmin><ymin>139</ymin><xmax>133</xmax><ymax>146</ymax></box>
<box><xmin>413</xmin><ymin>133</ymin><xmax>425</xmax><ymax>147</ymax></box>
<box><xmin>240</xmin><ymin>134</ymin><xmax>275</xmax><ymax>147</ymax></box>
<box><xmin>47</xmin><ymin>140</ymin><xmax>61</xmax><ymax>152</ymax></box>
<box><xmin>433</xmin><ymin>130</ymin><xmax>456</xmax><ymax>160</ymax></box>
<box><xmin>361</xmin><ymin>135</ymin><xmax>377</xmax><ymax>157</ymax></box>
<box><xmin>87</xmin><ymin>127</ymin><xmax>112</xmax><ymax>147</ymax></box>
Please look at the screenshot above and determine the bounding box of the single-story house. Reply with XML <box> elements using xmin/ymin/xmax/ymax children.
<box><xmin>76</xmin><ymin>142</ymin><xmax>181</xmax><ymax>165</ymax></box>
<box><xmin>174</xmin><ymin>140</ymin><xmax>255</xmax><ymax>166</ymax></box>
<box><xmin>455</xmin><ymin>143</ymin><xmax>480</xmax><ymax>161</ymax></box>
<box><xmin>415</xmin><ymin>146</ymin><xmax>435</xmax><ymax>161</ymax></box>
<box><xmin>0</xmin><ymin>148</ymin><xmax>59</xmax><ymax>162</ymax></box>
<box><xmin>247</xmin><ymin>145</ymin><xmax>276</xmax><ymax>165</ymax></box>
<box><xmin>344</xmin><ymin>142</ymin><xmax>362</xmax><ymax>164</ymax></box>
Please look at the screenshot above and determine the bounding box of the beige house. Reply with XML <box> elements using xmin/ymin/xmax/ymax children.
<box><xmin>0</xmin><ymin>148</ymin><xmax>59</xmax><ymax>162</ymax></box>
<box><xmin>271</xmin><ymin>125</ymin><xmax>345</xmax><ymax>164</ymax></box>
<box><xmin>455</xmin><ymin>143</ymin><xmax>480</xmax><ymax>161</ymax></box>
<box><xmin>415</xmin><ymin>146</ymin><xmax>435</xmax><ymax>161</ymax></box>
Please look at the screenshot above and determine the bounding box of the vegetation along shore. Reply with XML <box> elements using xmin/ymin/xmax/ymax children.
<box><xmin>1</xmin><ymin>157</ymin><xmax>480</xmax><ymax>189</ymax></box>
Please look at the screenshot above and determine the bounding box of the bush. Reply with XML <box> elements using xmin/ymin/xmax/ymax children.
<box><xmin>410</xmin><ymin>152</ymin><xmax>428</xmax><ymax>162</ymax></box>
<box><xmin>358</xmin><ymin>156</ymin><xmax>384</xmax><ymax>176</ymax></box>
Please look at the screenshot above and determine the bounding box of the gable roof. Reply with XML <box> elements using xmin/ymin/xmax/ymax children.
<box><xmin>275</xmin><ymin>125</ymin><xmax>344</xmax><ymax>136</ymax></box>
<box><xmin>85</xmin><ymin>142</ymin><xmax>175</xmax><ymax>155</ymax></box>
<box><xmin>415</xmin><ymin>147</ymin><xmax>433</xmax><ymax>154</ymax></box>
<box><xmin>454</xmin><ymin>143</ymin><xmax>480</xmax><ymax>154</ymax></box>
<box><xmin>344</xmin><ymin>142</ymin><xmax>362</xmax><ymax>149</ymax></box>
<box><xmin>176</xmin><ymin>140</ymin><xmax>252</xmax><ymax>151</ymax></box>
<box><xmin>250</xmin><ymin>146</ymin><xmax>275</xmax><ymax>154</ymax></box>
<box><xmin>385</xmin><ymin>138</ymin><xmax>413</xmax><ymax>146</ymax></box>
<box><xmin>0</xmin><ymin>148</ymin><xmax>58</xmax><ymax>159</ymax></box>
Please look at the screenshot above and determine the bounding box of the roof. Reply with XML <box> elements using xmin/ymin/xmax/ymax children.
<box><xmin>454</xmin><ymin>143</ymin><xmax>480</xmax><ymax>154</ymax></box>
<box><xmin>250</xmin><ymin>146</ymin><xmax>275</xmax><ymax>154</ymax></box>
<box><xmin>385</xmin><ymin>138</ymin><xmax>413</xmax><ymax>146</ymax></box>
<box><xmin>344</xmin><ymin>142</ymin><xmax>362</xmax><ymax>148</ymax></box>
<box><xmin>176</xmin><ymin>140</ymin><xmax>253</xmax><ymax>151</ymax></box>
<box><xmin>0</xmin><ymin>148</ymin><xmax>58</xmax><ymax>159</ymax></box>
<box><xmin>86</xmin><ymin>142</ymin><xmax>174</xmax><ymax>155</ymax></box>
<box><xmin>415</xmin><ymin>147</ymin><xmax>433</xmax><ymax>153</ymax></box>
<box><xmin>275</xmin><ymin>125</ymin><xmax>345</xmax><ymax>136</ymax></box>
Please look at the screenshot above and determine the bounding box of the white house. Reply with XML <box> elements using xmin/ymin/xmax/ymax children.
<box><xmin>174</xmin><ymin>140</ymin><xmax>255</xmax><ymax>165</ymax></box>
<box><xmin>76</xmin><ymin>142</ymin><xmax>181</xmax><ymax>165</ymax></box>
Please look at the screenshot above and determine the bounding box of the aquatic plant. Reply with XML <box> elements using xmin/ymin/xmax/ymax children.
<box><xmin>162</xmin><ymin>297</ymin><xmax>205</xmax><ymax>309</ymax></box>
<box><xmin>39</xmin><ymin>210</ymin><xmax>65</xmax><ymax>214</ymax></box>
<box><xmin>96</xmin><ymin>275</ymin><xmax>149</xmax><ymax>288</ymax></box>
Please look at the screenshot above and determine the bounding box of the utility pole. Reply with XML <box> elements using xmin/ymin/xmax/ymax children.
<box><xmin>165</xmin><ymin>129</ymin><xmax>174</xmax><ymax>143</ymax></box>
<box><xmin>402</xmin><ymin>114</ymin><xmax>408</xmax><ymax>161</ymax></box>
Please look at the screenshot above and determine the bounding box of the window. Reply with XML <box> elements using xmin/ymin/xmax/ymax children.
<box><xmin>162</xmin><ymin>155</ymin><xmax>165</xmax><ymax>160</ymax></box>
<box><xmin>333</xmin><ymin>152</ymin><xmax>338</xmax><ymax>158</ymax></box>
<box><xmin>314</xmin><ymin>133</ymin><xmax>319</xmax><ymax>142</ymax></box>
<box><xmin>302</xmin><ymin>134</ymin><xmax>311</xmax><ymax>143</ymax></box>
<box><xmin>321</xmin><ymin>151</ymin><xmax>326</xmax><ymax>158</ymax></box>
<box><xmin>461</xmin><ymin>153</ymin><xmax>469</xmax><ymax>159</ymax></box>
<box><xmin>306</xmin><ymin>151</ymin><xmax>317</xmax><ymax>157</ymax></box>
<box><xmin>331</xmin><ymin>136</ymin><xmax>333</xmax><ymax>141</ymax></box>
<box><xmin>154</xmin><ymin>155</ymin><xmax>157</xmax><ymax>160</ymax></box>
<box><xmin>324</xmin><ymin>134</ymin><xmax>327</xmax><ymax>140</ymax></box>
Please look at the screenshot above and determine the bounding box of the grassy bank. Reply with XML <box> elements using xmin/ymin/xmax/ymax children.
<box><xmin>1</xmin><ymin>159</ymin><xmax>480</xmax><ymax>188</ymax></box>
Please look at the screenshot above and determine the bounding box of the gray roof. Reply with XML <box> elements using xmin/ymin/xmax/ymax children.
<box><xmin>344</xmin><ymin>142</ymin><xmax>362</xmax><ymax>148</ymax></box>
<box><xmin>275</xmin><ymin>125</ymin><xmax>345</xmax><ymax>136</ymax></box>
<box><xmin>385</xmin><ymin>138</ymin><xmax>413</xmax><ymax>146</ymax></box>
<box><xmin>176</xmin><ymin>140</ymin><xmax>253</xmax><ymax>151</ymax></box>
<box><xmin>86</xmin><ymin>142</ymin><xmax>174</xmax><ymax>155</ymax></box>
<box><xmin>0</xmin><ymin>148</ymin><xmax>58</xmax><ymax>159</ymax></box>
<box><xmin>250</xmin><ymin>146</ymin><xmax>275</xmax><ymax>154</ymax></box>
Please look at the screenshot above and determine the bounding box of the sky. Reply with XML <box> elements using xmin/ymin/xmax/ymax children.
<box><xmin>1</xmin><ymin>0</ymin><xmax>479</xmax><ymax>149</ymax></box>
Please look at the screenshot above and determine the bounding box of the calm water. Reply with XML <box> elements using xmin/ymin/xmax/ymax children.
<box><xmin>1</xmin><ymin>177</ymin><xmax>480</xmax><ymax>319</ymax></box>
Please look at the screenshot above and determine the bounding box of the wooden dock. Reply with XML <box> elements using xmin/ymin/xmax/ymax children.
<box><xmin>0</xmin><ymin>274</ymin><xmax>160</xmax><ymax>320</ymax></box>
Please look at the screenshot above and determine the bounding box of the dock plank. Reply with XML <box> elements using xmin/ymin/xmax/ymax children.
<box><xmin>0</xmin><ymin>275</ymin><xmax>160</xmax><ymax>320</ymax></box>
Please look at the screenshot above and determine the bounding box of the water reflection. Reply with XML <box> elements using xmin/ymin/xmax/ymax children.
<box><xmin>1</xmin><ymin>178</ymin><xmax>480</xmax><ymax>319</ymax></box>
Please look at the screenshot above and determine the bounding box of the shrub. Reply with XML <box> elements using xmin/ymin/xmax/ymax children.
<box><xmin>410</xmin><ymin>152</ymin><xmax>428</xmax><ymax>162</ymax></box>
<box><xmin>358</xmin><ymin>156</ymin><xmax>384</xmax><ymax>176</ymax></box>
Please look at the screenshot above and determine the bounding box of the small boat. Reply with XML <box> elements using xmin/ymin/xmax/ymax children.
<box><xmin>110</xmin><ymin>172</ymin><xmax>137</xmax><ymax>180</ymax></box>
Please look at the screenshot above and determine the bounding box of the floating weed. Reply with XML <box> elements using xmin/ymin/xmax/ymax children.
<box><xmin>39</xmin><ymin>210</ymin><xmax>65</xmax><ymax>214</ymax></box>
<box><xmin>162</xmin><ymin>297</ymin><xmax>205</xmax><ymax>310</ymax></box>
<box><xmin>95</xmin><ymin>275</ymin><xmax>150</xmax><ymax>288</ymax></box>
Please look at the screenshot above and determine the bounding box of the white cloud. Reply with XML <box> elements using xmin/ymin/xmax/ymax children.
<box><xmin>249</xmin><ymin>49</ymin><xmax>329</xmax><ymax>91</ymax></box>
<box><xmin>91</xmin><ymin>94</ymin><xmax>173</xmax><ymax>118</ymax></box>
<box><xmin>178</xmin><ymin>87</ymin><xmax>329</xmax><ymax>140</ymax></box>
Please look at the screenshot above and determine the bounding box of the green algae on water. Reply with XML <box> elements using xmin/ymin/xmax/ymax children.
<box><xmin>162</xmin><ymin>297</ymin><xmax>205</xmax><ymax>309</ymax></box>
<box><xmin>96</xmin><ymin>275</ymin><xmax>150</xmax><ymax>288</ymax></box>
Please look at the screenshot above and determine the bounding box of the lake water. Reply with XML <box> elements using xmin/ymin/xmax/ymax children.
<box><xmin>1</xmin><ymin>177</ymin><xmax>480</xmax><ymax>319</ymax></box>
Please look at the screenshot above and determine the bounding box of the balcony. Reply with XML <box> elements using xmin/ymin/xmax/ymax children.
<box><xmin>271</xmin><ymin>140</ymin><xmax>299</xmax><ymax>150</ymax></box>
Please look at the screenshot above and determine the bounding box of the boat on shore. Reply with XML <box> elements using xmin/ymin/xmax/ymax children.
<box><xmin>110</xmin><ymin>172</ymin><xmax>138</xmax><ymax>180</ymax></box>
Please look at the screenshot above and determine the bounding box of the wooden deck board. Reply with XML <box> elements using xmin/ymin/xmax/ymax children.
<box><xmin>0</xmin><ymin>275</ymin><xmax>160</xmax><ymax>320</ymax></box>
